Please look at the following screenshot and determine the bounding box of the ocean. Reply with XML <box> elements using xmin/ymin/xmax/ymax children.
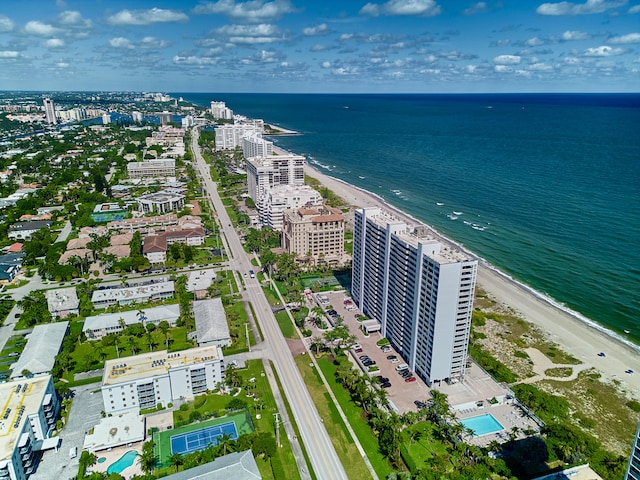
<box><xmin>176</xmin><ymin>92</ymin><xmax>640</xmax><ymax>346</ymax></box>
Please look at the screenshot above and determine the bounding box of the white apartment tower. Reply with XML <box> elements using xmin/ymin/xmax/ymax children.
<box><xmin>352</xmin><ymin>208</ymin><xmax>477</xmax><ymax>385</ymax></box>
<box><xmin>42</xmin><ymin>98</ymin><xmax>56</xmax><ymax>124</ymax></box>
<box><xmin>626</xmin><ymin>422</ymin><xmax>640</xmax><ymax>480</ymax></box>
<box><xmin>215</xmin><ymin>124</ymin><xmax>260</xmax><ymax>151</ymax></box>
<box><xmin>246</xmin><ymin>153</ymin><xmax>305</xmax><ymax>212</ymax></box>
<box><xmin>242</xmin><ymin>134</ymin><xmax>273</xmax><ymax>159</ymax></box>
<box><xmin>210</xmin><ymin>101</ymin><xmax>233</xmax><ymax>120</ymax></box>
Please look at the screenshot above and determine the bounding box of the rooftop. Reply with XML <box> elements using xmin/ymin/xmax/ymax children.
<box><xmin>45</xmin><ymin>287</ymin><xmax>79</xmax><ymax>313</ymax></box>
<box><xmin>11</xmin><ymin>322</ymin><xmax>68</xmax><ymax>378</ymax></box>
<box><xmin>137</xmin><ymin>191</ymin><xmax>185</xmax><ymax>203</ymax></box>
<box><xmin>83</xmin><ymin>304</ymin><xmax>180</xmax><ymax>334</ymax></box>
<box><xmin>160</xmin><ymin>450</ymin><xmax>261</xmax><ymax>480</ymax></box>
<box><xmin>83</xmin><ymin>411</ymin><xmax>145</xmax><ymax>453</ymax></box>
<box><xmin>362</xmin><ymin>207</ymin><xmax>474</xmax><ymax>264</ymax></box>
<box><xmin>91</xmin><ymin>280</ymin><xmax>174</xmax><ymax>303</ymax></box>
<box><xmin>186</xmin><ymin>269</ymin><xmax>218</xmax><ymax>292</ymax></box>
<box><xmin>102</xmin><ymin>346</ymin><xmax>221</xmax><ymax>386</ymax></box>
<box><xmin>193</xmin><ymin>298</ymin><xmax>229</xmax><ymax>345</ymax></box>
<box><xmin>0</xmin><ymin>376</ymin><xmax>52</xmax><ymax>461</ymax></box>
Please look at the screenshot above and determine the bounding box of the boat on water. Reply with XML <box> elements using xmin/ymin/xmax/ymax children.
<box><xmin>624</xmin><ymin>329</ymin><xmax>630</xmax><ymax>334</ymax></box>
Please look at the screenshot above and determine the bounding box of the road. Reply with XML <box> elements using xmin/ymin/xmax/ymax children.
<box><xmin>191</xmin><ymin>128</ymin><xmax>348</xmax><ymax>480</ymax></box>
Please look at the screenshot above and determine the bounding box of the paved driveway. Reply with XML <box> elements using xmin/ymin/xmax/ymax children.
<box><xmin>30</xmin><ymin>383</ymin><xmax>104</xmax><ymax>480</ymax></box>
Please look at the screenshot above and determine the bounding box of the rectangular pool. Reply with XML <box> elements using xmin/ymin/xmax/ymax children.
<box><xmin>459</xmin><ymin>413</ymin><xmax>504</xmax><ymax>436</ymax></box>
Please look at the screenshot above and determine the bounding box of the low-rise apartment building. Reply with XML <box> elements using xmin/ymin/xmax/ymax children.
<box><xmin>91</xmin><ymin>280</ymin><xmax>174</xmax><ymax>308</ymax></box>
<box><xmin>101</xmin><ymin>346</ymin><xmax>224</xmax><ymax>413</ymax></box>
<box><xmin>137</xmin><ymin>191</ymin><xmax>185</xmax><ymax>214</ymax></box>
<box><xmin>127</xmin><ymin>159</ymin><xmax>176</xmax><ymax>179</ymax></box>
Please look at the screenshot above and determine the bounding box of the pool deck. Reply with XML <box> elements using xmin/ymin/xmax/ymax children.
<box><xmin>456</xmin><ymin>403</ymin><xmax>540</xmax><ymax>447</ymax></box>
<box><xmin>90</xmin><ymin>442</ymin><xmax>143</xmax><ymax>479</ymax></box>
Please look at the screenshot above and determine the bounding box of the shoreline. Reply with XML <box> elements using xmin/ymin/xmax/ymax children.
<box><xmin>303</xmin><ymin>162</ymin><xmax>640</xmax><ymax>398</ymax></box>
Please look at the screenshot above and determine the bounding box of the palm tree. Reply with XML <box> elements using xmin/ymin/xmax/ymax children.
<box><xmin>127</xmin><ymin>336</ymin><xmax>138</xmax><ymax>355</ymax></box>
<box><xmin>216</xmin><ymin>433</ymin><xmax>236</xmax><ymax>455</ymax></box>
<box><xmin>310</xmin><ymin>336</ymin><xmax>323</xmax><ymax>355</ymax></box>
<box><xmin>169</xmin><ymin>453</ymin><xmax>183</xmax><ymax>473</ymax></box>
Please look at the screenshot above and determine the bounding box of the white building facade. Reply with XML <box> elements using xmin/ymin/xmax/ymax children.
<box><xmin>127</xmin><ymin>159</ymin><xmax>176</xmax><ymax>179</ymax></box>
<box><xmin>0</xmin><ymin>376</ymin><xmax>60</xmax><ymax>480</ymax></box>
<box><xmin>214</xmin><ymin>124</ymin><xmax>259</xmax><ymax>151</ymax></box>
<box><xmin>101</xmin><ymin>346</ymin><xmax>224</xmax><ymax>413</ymax></box>
<box><xmin>263</xmin><ymin>184</ymin><xmax>322</xmax><ymax>230</ymax></box>
<box><xmin>246</xmin><ymin>153</ymin><xmax>305</xmax><ymax>216</ymax></box>
<box><xmin>242</xmin><ymin>134</ymin><xmax>273</xmax><ymax>159</ymax></box>
<box><xmin>352</xmin><ymin>208</ymin><xmax>477</xmax><ymax>385</ymax></box>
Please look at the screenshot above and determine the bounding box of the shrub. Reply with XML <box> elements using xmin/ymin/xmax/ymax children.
<box><xmin>626</xmin><ymin>400</ymin><xmax>640</xmax><ymax>412</ymax></box>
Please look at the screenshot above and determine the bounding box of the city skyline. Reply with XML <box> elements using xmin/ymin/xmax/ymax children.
<box><xmin>0</xmin><ymin>0</ymin><xmax>639</xmax><ymax>93</ymax></box>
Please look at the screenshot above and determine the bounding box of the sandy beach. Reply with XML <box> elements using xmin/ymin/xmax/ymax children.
<box><xmin>304</xmin><ymin>164</ymin><xmax>640</xmax><ymax>399</ymax></box>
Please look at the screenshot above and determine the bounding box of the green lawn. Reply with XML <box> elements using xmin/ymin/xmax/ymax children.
<box><xmin>294</xmin><ymin>355</ymin><xmax>375</xmax><ymax>480</ymax></box>
<box><xmin>274</xmin><ymin>310</ymin><xmax>297</xmax><ymax>339</ymax></box>
<box><xmin>315</xmin><ymin>356</ymin><xmax>394</xmax><ymax>479</ymax></box>
<box><xmin>224</xmin><ymin>301</ymin><xmax>256</xmax><ymax>354</ymax></box>
<box><xmin>261</xmin><ymin>286</ymin><xmax>281</xmax><ymax>306</ymax></box>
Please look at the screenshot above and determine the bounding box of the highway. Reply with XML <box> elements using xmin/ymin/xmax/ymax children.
<box><xmin>190</xmin><ymin>128</ymin><xmax>348</xmax><ymax>480</ymax></box>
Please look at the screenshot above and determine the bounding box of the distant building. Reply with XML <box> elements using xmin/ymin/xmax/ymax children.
<box><xmin>45</xmin><ymin>287</ymin><xmax>79</xmax><ymax>318</ymax></box>
<box><xmin>160</xmin><ymin>450</ymin><xmax>261</xmax><ymax>480</ymax></box>
<box><xmin>215</xmin><ymin>124</ymin><xmax>259</xmax><ymax>151</ymax></box>
<box><xmin>43</xmin><ymin>98</ymin><xmax>56</xmax><ymax>124</ymax></box>
<box><xmin>131</xmin><ymin>111</ymin><xmax>143</xmax><ymax>123</ymax></box>
<box><xmin>91</xmin><ymin>280</ymin><xmax>174</xmax><ymax>308</ymax></box>
<box><xmin>142</xmin><ymin>235</ymin><xmax>167</xmax><ymax>264</ymax></box>
<box><xmin>181</xmin><ymin>115</ymin><xmax>194</xmax><ymax>128</ymax></box>
<box><xmin>263</xmin><ymin>184</ymin><xmax>323</xmax><ymax>230</ymax></box>
<box><xmin>282</xmin><ymin>205</ymin><xmax>345</xmax><ymax>268</ymax></box>
<box><xmin>210</xmin><ymin>101</ymin><xmax>233</xmax><ymax>120</ymax></box>
<box><xmin>102</xmin><ymin>114</ymin><xmax>111</xmax><ymax>125</ymax></box>
<box><xmin>127</xmin><ymin>159</ymin><xmax>176</xmax><ymax>179</ymax></box>
<box><xmin>10</xmin><ymin>322</ymin><xmax>69</xmax><ymax>379</ymax></box>
<box><xmin>242</xmin><ymin>134</ymin><xmax>273</xmax><ymax>159</ymax></box>
<box><xmin>8</xmin><ymin>220</ymin><xmax>52</xmax><ymax>240</ymax></box>
<box><xmin>186</xmin><ymin>269</ymin><xmax>219</xmax><ymax>299</ymax></box>
<box><xmin>246</xmin><ymin>153</ymin><xmax>305</xmax><ymax>212</ymax></box>
<box><xmin>137</xmin><ymin>191</ymin><xmax>185</xmax><ymax>214</ymax></box>
<box><xmin>101</xmin><ymin>346</ymin><xmax>224</xmax><ymax>413</ymax></box>
<box><xmin>193</xmin><ymin>298</ymin><xmax>231</xmax><ymax>348</ymax></box>
<box><xmin>158</xmin><ymin>111</ymin><xmax>173</xmax><ymax>125</ymax></box>
<box><xmin>352</xmin><ymin>208</ymin><xmax>477</xmax><ymax>385</ymax></box>
<box><xmin>627</xmin><ymin>422</ymin><xmax>640</xmax><ymax>480</ymax></box>
<box><xmin>0</xmin><ymin>376</ymin><xmax>60</xmax><ymax>480</ymax></box>
<box><xmin>83</xmin><ymin>304</ymin><xmax>180</xmax><ymax>340</ymax></box>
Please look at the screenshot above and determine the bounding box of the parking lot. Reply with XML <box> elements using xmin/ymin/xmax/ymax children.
<box><xmin>30</xmin><ymin>383</ymin><xmax>104</xmax><ymax>480</ymax></box>
<box><xmin>318</xmin><ymin>290</ymin><xmax>431</xmax><ymax>413</ymax></box>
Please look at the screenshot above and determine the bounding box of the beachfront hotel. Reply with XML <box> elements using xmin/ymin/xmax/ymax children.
<box><xmin>0</xmin><ymin>376</ymin><xmax>60</xmax><ymax>480</ymax></box>
<box><xmin>246</xmin><ymin>153</ymin><xmax>305</xmax><ymax>216</ymax></box>
<box><xmin>352</xmin><ymin>208</ymin><xmax>477</xmax><ymax>385</ymax></box>
<box><xmin>101</xmin><ymin>346</ymin><xmax>224</xmax><ymax>414</ymax></box>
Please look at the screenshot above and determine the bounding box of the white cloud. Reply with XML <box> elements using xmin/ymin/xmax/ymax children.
<box><xmin>528</xmin><ymin>62</ymin><xmax>554</xmax><ymax>71</ymax></box>
<box><xmin>0</xmin><ymin>51</ymin><xmax>20</xmax><ymax>58</ymax></box>
<box><xmin>193</xmin><ymin>0</ymin><xmax>296</xmax><ymax>22</ymax></box>
<box><xmin>173</xmin><ymin>55</ymin><xmax>218</xmax><ymax>65</ymax></box>
<box><xmin>465</xmin><ymin>64</ymin><xmax>477</xmax><ymax>73</ymax></box>
<box><xmin>56</xmin><ymin>62</ymin><xmax>69</xmax><ymax>68</ymax></box>
<box><xmin>214</xmin><ymin>23</ymin><xmax>283</xmax><ymax>44</ymax></box>
<box><xmin>360</xmin><ymin>0</ymin><xmax>442</xmax><ymax>17</ymax></box>
<box><xmin>25</xmin><ymin>21</ymin><xmax>61</xmax><ymax>37</ymax></box>
<box><xmin>107</xmin><ymin>8</ymin><xmax>188</xmax><ymax>26</ymax></box>
<box><xmin>562</xmin><ymin>30</ymin><xmax>590</xmax><ymax>40</ymax></box>
<box><xmin>494</xmin><ymin>65</ymin><xmax>512</xmax><ymax>72</ymax></box>
<box><xmin>0</xmin><ymin>15</ymin><xmax>14</xmax><ymax>33</ymax></box>
<box><xmin>608</xmin><ymin>32</ymin><xmax>640</xmax><ymax>43</ymax></box>
<box><xmin>525</xmin><ymin>37</ymin><xmax>545</xmax><ymax>46</ymax></box>
<box><xmin>582</xmin><ymin>45</ymin><xmax>624</xmax><ymax>56</ymax></box>
<box><xmin>629</xmin><ymin>4</ymin><xmax>640</xmax><ymax>12</ymax></box>
<box><xmin>303</xmin><ymin>23</ymin><xmax>329</xmax><ymax>36</ymax></box>
<box><xmin>109</xmin><ymin>37</ymin><xmax>133</xmax><ymax>49</ymax></box>
<box><xmin>45</xmin><ymin>38</ymin><xmax>66</xmax><ymax>49</ymax></box>
<box><xmin>463</xmin><ymin>2</ymin><xmax>488</xmax><ymax>15</ymax></box>
<box><xmin>141</xmin><ymin>37</ymin><xmax>169</xmax><ymax>48</ymax></box>
<box><xmin>493</xmin><ymin>54</ymin><xmax>521</xmax><ymax>64</ymax></box>
<box><xmin>58</xmin><ymin>10</ymin><xmax>91</xmax><ymax>27</ymax></box>
<box><xmin>321</xmin><ymin>61</ymin><xmax>332</xmax><ymax>68</ymax></box>
<box><xmin>240</xmin><ymin>49</ymin><xmax>283</xmax><ymax>64</ymax></box>
<box><xmin>564</xmin><ymin>56</ymin><xmax>581</xmax><ymax>63</ymax></box>
<box><xmin>536</xmin><ymin>0</ymin><xmax>627</xmax><ymax>16</ymax></box>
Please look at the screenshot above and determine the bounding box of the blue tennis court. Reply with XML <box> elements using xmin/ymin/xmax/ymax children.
<box><xmin>170</xmin><ymin>421</ymin><xmax>238</xmax><ymax>455</ymax></box>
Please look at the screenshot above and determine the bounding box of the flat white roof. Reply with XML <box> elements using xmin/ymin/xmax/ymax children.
<box><xmin>83</xmin><ymin>304</ymin><xmax>180</xmax><ymax>333</ymax></box>
<box><xmin>11</xmin><ymin>322</ymin><xmax>68</xmax><ymax>378</ymax></box>
<box><xmin>91</xmin><ymin>280</ymin><xmax>174</xmax><ymax>303</ymax></box>
<box><xmin>102</xmin><ymin>346</ymin><xmax>221</xmax><ymax>386</ymax></box>
<box><xmin>186</xmin><ymin>269</ymin><xmax>217</xmax><ymax>292</ymax></box>
<box><xmin>0</xmin><ymin>376</ymin><xmax>52</xmax><ymax>461</ymax></box>
<box><xmin>83</xmin><ymin>411</ymin><xmax>145</xmax><ymax>452</ymax></box>
<box><xmin>45</xmin><ymin>287</ymin><xmax>79</xmax><ymax>313</ymax></box>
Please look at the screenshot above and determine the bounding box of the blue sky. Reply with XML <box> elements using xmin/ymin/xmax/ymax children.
<box><xmin>0</xmin><ymin>0</ymin><xmax>638</xmax><ymax>93</ymax></box>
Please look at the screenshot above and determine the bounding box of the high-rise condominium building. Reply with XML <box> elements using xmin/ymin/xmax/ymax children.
<box><xmin>352</xmin><ymin>208</ymin><xmax>477</xmax><ymax>385</ymax></box>
<box><xmin>626</xmin><ymin>423</ymin><xmax>640</xmax><ymax>480</ymax></box>
<box><xmin>42</xmin><ymin>98</ymin><xmax>56</xmax><ymax>124</ymax></box>
<box><xmin>246</xmin><ymin>153</ymin><xmax>305</xmax><ymax>210</ymax></box>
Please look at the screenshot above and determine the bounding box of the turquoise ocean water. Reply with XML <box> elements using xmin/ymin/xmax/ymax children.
<box><xmin>177</xmin><ymin>93</ymin><xmax>640</xmax><ymax>347</ymax></box>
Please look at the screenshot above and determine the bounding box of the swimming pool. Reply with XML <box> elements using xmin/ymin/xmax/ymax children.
<box><xmin>97</xmin><ymin>457</ymin><xmax>106</xmax><ymax>464</ymax></box>
<box><xmin>107</xmin><ymin>450</ymin><xmax>138</xmax><ymax>474</ymax></box>
<box><xmin>460</xmin><ymin>413</ymin><xmax>504</xmax><ymax>436</ymax></box>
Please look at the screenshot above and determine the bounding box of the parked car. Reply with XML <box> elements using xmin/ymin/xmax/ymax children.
<box><xmin>386</xmin><ymin>355</ymin><xmax>397</xmax><ymax>360</ymax></box>
<box><xmin>381</xmin><ymin>345</ymin><xmax>391</xmax><ymax>353</ymax></box>
<box><xmin>395</xmin><ymin>363</ymin><xmax>409</xmax><ymax>371</ymax></box>
<box><xmin>405</xmin><ymin>376</ymin><xmax>417</xmax><ymax>383</ymax></box>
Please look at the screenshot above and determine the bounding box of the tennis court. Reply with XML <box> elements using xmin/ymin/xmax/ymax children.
<box><xmin>170</xmin><ymin>421</ymin><xmax>238</xmax><ymax>455</ymax></box>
